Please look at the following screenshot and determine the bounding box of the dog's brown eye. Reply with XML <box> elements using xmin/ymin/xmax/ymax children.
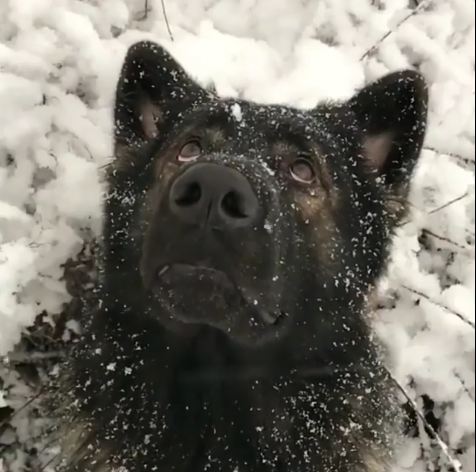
<box><xmin>177</xmin><ymin>140</ymin><xmax>202</xmax><ymax>162</ymax></box>
<box><xmin>289</xmin><ymin>158</ymin><xmax>315</xmax><ymax>184</ymax></box>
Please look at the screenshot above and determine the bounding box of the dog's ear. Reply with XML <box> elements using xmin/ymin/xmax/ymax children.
<box><xmin>349</xmin><ymin>71</ymin><xmax>428</xmax><ymax>198</ymax></box>
<box><xmin>114</xmin><ymin>41</ymin><xmax>204</xmax><ymax>148</ymax></box>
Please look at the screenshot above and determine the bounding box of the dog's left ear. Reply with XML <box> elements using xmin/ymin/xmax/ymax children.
<box><xmin>349</xmin><ymin>70</ymin><xmax>428</xmax><ymax>198</ymax></box>
<box><xmin>114</xmin><ymin>41</ymin><xmax>205</xmax><ymax>149</ymax></box>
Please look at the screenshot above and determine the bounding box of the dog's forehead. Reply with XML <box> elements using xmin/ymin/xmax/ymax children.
<box><xmin>224</xmin><ymin>100</ymin><xmax>314</xmax><ymax>134</ymax></box>
<box><xmin>188</xmin><ymin>98</ymin><xmax>332</xmax><ymax>150</ymax></box>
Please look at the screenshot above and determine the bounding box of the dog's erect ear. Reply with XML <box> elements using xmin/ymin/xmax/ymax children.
<box><xmin>114</xmin><ymin>41</ymin><xmax>204</xmax><ymax>148</ymax></box>
<box><xmin>349</xmin><ymin>70</ymin><xmax>428</xmax><ymax>196</ymax></box>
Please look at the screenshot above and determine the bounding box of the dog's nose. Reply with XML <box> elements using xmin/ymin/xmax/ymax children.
<box><xmin>169</xmin><ymin>163</ymin><xmax>259</xmax><ymax>229</ymax></box>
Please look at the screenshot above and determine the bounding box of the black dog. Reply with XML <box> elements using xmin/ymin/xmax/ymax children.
<box><xmin>55</xmin><ymin>41</ymin><xmax>428</xmax><ymax>471</ymax></box>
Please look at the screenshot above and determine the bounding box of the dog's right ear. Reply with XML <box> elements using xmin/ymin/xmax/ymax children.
<box><xmin>114</xmin><ymin>41</ymin><xmax>204</xmax><ymax>148</ymax></box>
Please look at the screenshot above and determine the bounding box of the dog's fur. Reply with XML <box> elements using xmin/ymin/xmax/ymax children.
<box><xmin>53</xmin><ymin>41</ymin><xmax>428</xmax><ymax>471</ymax></box>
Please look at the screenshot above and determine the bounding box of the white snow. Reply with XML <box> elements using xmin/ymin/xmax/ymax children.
<box><xmin>0</xmin><ymin>0</ymin><xmax>474</xmax><ymax>471</ymax></box>
<box><xmin>230</xmin><ymin>103</ymin><xmax>243</xmax><ymax>123</ymax></box>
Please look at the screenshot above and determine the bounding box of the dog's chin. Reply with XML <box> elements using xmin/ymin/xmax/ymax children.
<box><xmin>152</xmin><ymin>263</ymin><xmax>288</xmax><ymax>344</ymax></box>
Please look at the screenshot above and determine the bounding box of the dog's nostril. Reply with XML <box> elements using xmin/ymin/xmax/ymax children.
<box><xmin>175</xmin><ymin>182</ymin><xmax>201</xmax><ymax>207</ymax></box>
<box><xmin>221</xmin><ymin>191</ymin><xmax>248</xmax><ymax>219</ymax></box>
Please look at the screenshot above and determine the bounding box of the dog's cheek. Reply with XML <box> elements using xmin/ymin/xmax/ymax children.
<box><xmin>147</xmin><ymin>167</ymin><xmax>176</xmax><ymax>220</ymax></box>
<box><xmin>154</xmin><ymin>161</ymin><xmax>179</xmax><ymax>201</ymax></box>
<box><xmin>137</xmin><ymin>166</ymin><xmax>179</xmax><ymax>277</ymax></box>
<box><xmin>293</xmin><ymin>192</ymin><xmax>343</xmax><ymax>275</ymax></box>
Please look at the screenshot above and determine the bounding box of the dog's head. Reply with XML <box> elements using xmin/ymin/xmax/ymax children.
<box><xmin>107</xmin><ymin>41</ymin><xmax>427</xmax><ymax>347</ymax></box>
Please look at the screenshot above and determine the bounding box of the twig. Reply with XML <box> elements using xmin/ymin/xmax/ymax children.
<box><xmin>397</xmin><ymin>191</ymin><xmax>470</xmax><ymax>230</ymax></box>
<box><xmin>429</xmin><ymin>192</ymin><xmax>469</xmax><ymax>214</ymax></box>
<box><xmin>4</xmin><ymin>351</ymin><xmax>64</xmax><ymax>364</ymax></box>
<box><xmin>0</xmin><ymin>388</ymin><xmax>44</xmax><ymax>428</ymax></box>
<box><xmin>424</xmin><ymin>146</ymin><xmax>475</xmax><ymax>166</ymax></box>
<box><xmin>142</xmin><ymin>0</ymin><xmax>149</xmax><ymax>20</ymax></box>
<box><xmin>422</xmin><ymin>229</ymin><xmax>469</xmax><ymax>250</ymax></box>
<box><xmin>39</xmin><ymin>449</ymin><xmax>62</xmax><ymax>472</ymax></box>
<box><xmin>388</xmin><ymin>370</ymin><xmax>463</xmax><ymax>472</ymax></box>
<box><xmin>36</xmin><ymin>414</ymin><xmax>79</xmax><ymax>460</ymax></box>
<box><xmin>454</xmin><ymin>370</ymin><xmax>475</xmax><ymax>402</ymax></box>
<box><xmin>417</xmin><ymin>416</ymin><xmax>437</xmax><ymax>472</ymax></box>
<box><xmin>161</xmin><ymin>0</ymin><xmax>174</xmax><ymax>41</ymax></box>
<box><xmin>401</xmin><ymin>285</ymin><xmax>475</xmax><ymax>329</ymax></box>
<box><xmin>360</xmin><ymin>0</ymin><xmax>432</xmax><ymax>60</ymax></box>
<box><xmin>0</xmin><ymin>420</ymin><xmax>59</xmax><ymax>456</ymax></box>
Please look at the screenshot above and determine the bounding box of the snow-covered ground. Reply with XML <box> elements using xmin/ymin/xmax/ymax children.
<box><xmin>0</xmin><ymin>0</ymin><xmax>474</xmax><ymax>471</ymax></box>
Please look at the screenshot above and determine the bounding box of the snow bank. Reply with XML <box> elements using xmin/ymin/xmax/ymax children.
<box><xmin>0</xmin><ymin>0</ymin><xmax>473</xmax><ymax>470</ymax></box>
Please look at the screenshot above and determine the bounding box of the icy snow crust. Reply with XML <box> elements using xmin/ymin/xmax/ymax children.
<box><xmin>0</xmin><ymin>0</ymin><xmax>474</xmax><ymax>471</ymax></box>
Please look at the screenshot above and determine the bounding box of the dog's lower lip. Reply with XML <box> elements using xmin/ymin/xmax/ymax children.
<box><xmin>155</xmin><ymin>265</ymin><xmax>285</xmax><ymax>326</ymax></box>
<box><xmin>156</xmin><ymin>264</ymin><xmax>233</xmax><ymax>285</ymax></box>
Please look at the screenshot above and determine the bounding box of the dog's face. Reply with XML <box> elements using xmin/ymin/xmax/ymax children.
<box><xmin>107</xmin><ymin>41</ymin><xmax>427</xmax><ymax>347</ymax></box>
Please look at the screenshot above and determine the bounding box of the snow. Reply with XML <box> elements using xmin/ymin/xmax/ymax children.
<box><xmin>230</xmin><ymin>103</ymin><xmax>243</xmax><ymax>123</ymax></box>
<box><xmin>0</xmin><ymin>0</ymin><xmax>474</xmax><ymax>471</ymax></box>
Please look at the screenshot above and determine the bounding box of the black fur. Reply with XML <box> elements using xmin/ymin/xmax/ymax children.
<box><xmin>56</xmin><ymin>41</ymin><xmax>428</xmax><ymax>472</ymax></box>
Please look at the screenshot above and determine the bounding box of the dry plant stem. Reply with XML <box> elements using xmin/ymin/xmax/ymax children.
<box><xmin>0</xmin><ymin>388</ymin><xmax>44</xmax><ymax>428</ymax></box>
<box><xmin>422</xmin><ymin>229</ymin><xmax>469</xmax><ymax>250</ymax></box>
<box><xmin>360</xmin><ymin>0</ymin><xmax>432</xmax><ymax>60</ymax></box>
<box><xmin>453</xmin><ymin>370</ymin><xmax>475</xmax><ymax>402</ymax></box>
<box><xmin>142</xmin><ymin>0</ymin><xmax>149</xmax><ymax>20</ymax></box>
<box><xmin>424</xmin><ymin>146</ymin><xmax>475</xmax><ymax>166</ymax></box>
<box><xmin>401</xmin><ymin>285</ymin><xmax>475</xmax><ymax>329</ymax></box>
<box><xmin>389</xmin><ymin>370</ymin><xmax>463</xmax><ymax>472</ymax></box>
<box><xmin>429</xmin><ymin>192</ymin><xmax>469</xmax><ymax>214</ymax></box>
<box><xmin>161</xmin><ymin>0</ymin><xmax>174</xmax><ymax>41</ymax></box>
<box><xmin>5</xmin><ymin>351</ymin><xmax>64</xmax><ymax>364</ymax></box>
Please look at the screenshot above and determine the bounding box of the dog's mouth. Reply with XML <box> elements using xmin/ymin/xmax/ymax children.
<box><xmin>158</xmin><ymin>264</ymin><xmax>234</xmax><ymax>290</ymax></box>
<box><xmin>155</xmin><ymin>263</ymin><xmax>286</xmax><ymax>327</ymax></box>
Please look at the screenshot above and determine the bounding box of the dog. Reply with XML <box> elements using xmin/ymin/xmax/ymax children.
<box><xmin>53</xmin><ymin>40</ymin><xmax>428</xmax><ymax>471</ymax></box>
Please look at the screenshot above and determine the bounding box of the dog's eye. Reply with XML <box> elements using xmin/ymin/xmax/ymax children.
<box><xmin>289</xmin><ymin>158</ymin><xmax>315</xmax><ymax>184</ymax></box>
<box><xmin>177</xmin><ymin>140</ymin><xmax>202</xmax><ymax>162</ymax></box>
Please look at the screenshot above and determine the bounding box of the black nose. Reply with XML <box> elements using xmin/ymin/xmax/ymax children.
<box><xmin>169</xmin><ymin>163</ymin><xmax>260</xmax><ymax>229</ymax></box>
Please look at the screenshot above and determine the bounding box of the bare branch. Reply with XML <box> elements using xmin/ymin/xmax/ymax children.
<box><xmin>39</xmin><ymin>449</ymin><xmax>62</xmax><ymax>472</ymax></box>
<box><xmin>454</xmin><ymin>370</ymin><xmax>475</xmax><ymax>402</ymax></box>
<box><xmin>161</xmin><ymin>0</ymin><xmax>174</xmax><ymax>41</ymax></box>
<box><xmin>141</xmin><ymin>0</ymin><xmax>150</xmax><ymax>20</ymax></box>
<box><xmin>0</xmin><ymin>387</ymin><xmax>44</xmax><ymax>428</ymax></box>
<box><xmin>360</xmin><ymin>0</ymin><xmax>432</xmax><ymax>60</ymax></box>
<box><xmin>424</xmin><ymin>146</ymin><xmax>475</xmax><ymax>166</ymax></box>
<box><xmin>422</xmin><ymin>229</ymin><xmax>470</xmax><ymax>250</ymax></box>
<box><xmin>429</xmin><ymin>191</ymin><xmax>469</xmax><ymax>214</ymax></box>
<box><xmin>401</xmin><ymin>285</ymin><xmax>475</xmax><ymax>329</ymax></box>
<box><xmin>388</xmin><ymin>370</ymin><xmax>464</xmax><ymax>472</ymax></box>
<box><xmin>5</xmin><ymin>350</ymin><xmax>64</xmax><ymax>364</ymax></box>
